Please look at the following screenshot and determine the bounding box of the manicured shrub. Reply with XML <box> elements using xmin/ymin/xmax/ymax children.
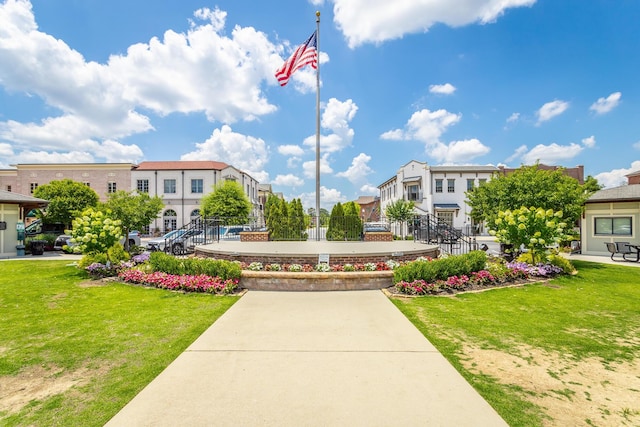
<box><xmin>148</xmin><ymin>252</ymin><xmax>241</xmax><ymax>280</ymax></box>
<box><xmin>393</xmin><ymin>251</ymin><xmax>487</xmax><ymax>284</ymax></box>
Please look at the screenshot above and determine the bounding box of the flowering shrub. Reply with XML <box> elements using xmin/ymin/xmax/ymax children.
<box><xmin>489</xmin><ymin>207</ymin><xmax>570</xmax><ymax>264</ymax></box>
<box><xmin>118</xmin><ymin>270</ymin><xmax>237</xmax><ymax>294</ymax></box>
<box><xmin>265</xmin><ymin>263</ymin><xmax>282</xmax><ymax>271</ymax></box>
<box><xmin>287</xmin><ymin>264</ymin><xmax>303</xmax><ymax>272</ymax></box>
<box><xmin>343</xmin><ymin>264</ymin><xmax>355</xmax><ymax>272</ymax></box>
<box><xmin>70</xmin><ymin>208</ymin><xmax>123</xmax><ymax>256</ymax></box>
<box><xmin>85</xmin><ymin>255</ymin><xmax>147</xmax><ymax>279</ymax></box>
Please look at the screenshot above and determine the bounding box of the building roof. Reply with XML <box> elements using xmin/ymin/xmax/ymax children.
<box><xmin>586</xmin><ymin>184</ymin><xmax>640</xmax><ymax>203</ymax></box>
<box><xmin>134</xmin><ymin>161</ymin><xmax>229</xmax><ymax>171</ymax></box>
<box><xmin>0</xmin><ymin>190</ymin><xmax>49</xmax><ymax>206</ymax></box>
<box><xmin>355</xmin><ymin>195</ymin><xmax>378</xmax><ymax>205</ymax></box>
<box><xmin>430</xmin><ymin>165</ymin><xmax>498</xmax><ymax>173</ymax></box>
<box><xmin>626</xmin><ymin>169</ymin><xmax>640</xmax><ymax>178</ymax></box>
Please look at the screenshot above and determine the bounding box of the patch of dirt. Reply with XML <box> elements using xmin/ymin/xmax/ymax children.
<box><xmin>77</xmin><ymin>279</ymin><xmax>109</xmax><ymax>288</ymax></box>
<box><xmin>0</xmin><ymin>363</ymin><xmax>108</xmax><ymax>415</ymax></box>
<box><xmin>459</xmin><ymin>344</ymin><xmax>640</xmax><ymax>426</ymax></box>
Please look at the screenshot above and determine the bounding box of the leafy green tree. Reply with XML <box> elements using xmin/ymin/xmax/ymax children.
<box><xmin>201</xmin><ymin>180</ymin><xmax>251</xmax><ymax>223</ymax></box>
<box><xmin>70</xmin><ymin>207</ymin><xmax>123</xmax><ymax>258</ymax></box>
<box><xmin>467</xmin><ymin>164</ymin><xmax>601</xmax><ymax>227</ymax></box>
<box><xmin>489</xmin><ymin>207</ymin><xmax>570</xmax><ymax>264</ymax></box>
<box><xmin>33</xmin><ymin>179</ymin><xmax>99</xmax><ymax>227</ymax></box>
<box><xmin>385</xmin><ymin>199</ymin><xmax>415</xmax><ymax>238</ymax></box>
<box><xmin>102</xmin><ymin>191</ymin><xmax>164</xmax><ymax>250</ymax></box>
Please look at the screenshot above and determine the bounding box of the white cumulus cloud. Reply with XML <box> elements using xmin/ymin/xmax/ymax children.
<box><xmin>581</xmin><ymin>135</ymin><xmax>596</xmax><ymax>148</ymax></box>
<box><xmin>335</xmin><ymin>153</ymin><xmax>373</xmax><ymax>183</ymax></box>
<box><xmin>333</xmin><ymin>0</ymin><xmax>537</xmax><ymax>48</ymax></box>
<box><xmin>594</xmin><ymin>161</ymin><xmax>640</xmax><ymax>188</ymax></box>
<box><xmin>429</xmin><ymin>83</ymin><xmax>456</xmax><ymax>95</ymax></box>
<box><xmin>273</xmin><ymin>174</ymin><xmax>304</xmax><ymax>187</ymax></box>
<box><xmin>520</xmin><ymin>142</ymin><xmax>583</xmax><ymax>164</ymax></box>
<box><xmin>536</xmin><ymin>100</ymin><xmax>569</xmax><ymax>125</ymax></box>
<box><xmin>181</xmin><ymin>125</ymin><xmax>269</xmax><ymax>183</ymax></box>
<box><xmin>589</xmin><ymin>92</ymin><xmax>621</xmax><ymax>115</ymax></box>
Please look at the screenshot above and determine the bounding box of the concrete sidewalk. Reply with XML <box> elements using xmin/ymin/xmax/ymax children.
<box><xmin>106</xmin><ymin>290</ymin><xmax>507</xmax><ymax>426</ymax></box>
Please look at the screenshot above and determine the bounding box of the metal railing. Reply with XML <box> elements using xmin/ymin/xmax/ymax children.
<box><xmin>411</xmin><ymin>214</ymin><xmax>479</xmax><ymax>255</ymax></box>
<box><xmin>156</xmin><ymin>214</ymin><xmax>480</xmax><ymax>256</ymax></box>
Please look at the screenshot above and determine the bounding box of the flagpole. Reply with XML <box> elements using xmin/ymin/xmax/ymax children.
<box><xmin>315</xmin><ymin>11</ymin><xmax>321</xmax><ymax>240</ymax></box>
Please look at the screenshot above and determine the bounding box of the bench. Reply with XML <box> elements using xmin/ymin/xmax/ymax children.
<box><xmin>605</xmin><ymin>242</ymin><xmax>640</xmax><ymax>262</ymax></box>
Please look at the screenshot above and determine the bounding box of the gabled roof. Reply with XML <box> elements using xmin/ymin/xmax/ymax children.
<box><xmin>134</xmin><ymin>161</ymin><xmax>229</xmax><ymax>171</ymax></box>
<box><xmin>586</xmin><ymin>184</ymin><xmax>640</xmax><ymax>203</ymax></box>
<box><xmin>0</xmin><ymin>190</ymin><xmax>49</xmax><ymax>213</ymax></box>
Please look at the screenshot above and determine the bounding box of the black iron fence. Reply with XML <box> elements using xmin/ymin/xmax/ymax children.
<box><xmin>156</xmin><ymin>214</ymin><xmax>480</xmax><ymax>256</ymax></box>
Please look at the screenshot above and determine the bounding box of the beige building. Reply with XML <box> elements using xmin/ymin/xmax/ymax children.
<box><xmin>581</xmin><ymin>170</ymin><xmax>640</xmax><ymax>255</ymax></box>
<box><xmin>0</xmin><ymin>161</ymin><xmax>261</xmax><ymax>235</ymax></box>
<box><xmin>0</xmin><ymin>163</ymin><xmax>133</xmax><ymax>201</ymax></box>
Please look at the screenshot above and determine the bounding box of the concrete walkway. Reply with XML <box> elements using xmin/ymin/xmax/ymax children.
<box><xmin>106</xmin><ymin>290</ymin><xmax>508</xmax><ymax>426</ymax></box>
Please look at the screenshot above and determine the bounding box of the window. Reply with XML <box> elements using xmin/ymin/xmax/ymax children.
<box><xmin>6</xmin><ymin>185</ymin><xmax>11</xmax><ymax>192</ymax></box>
<box><xmin>407</xmin><ymin>184</ymin><xmax>420</xmax><ymax>201</ymax></box>
<box><xmin>30</xmin><ymin>183</ymin><xmax>38</xmax><ymax>194</ymax></box>
<box><xmin>467</xmin><ymin>179</ymin><xmax>475</xmax><ymax>191</ymax></box>
<box><xmin>107</xmin><ymin>182</ymin><xmax>117</xmax><ymax>193</ymax></box>
<box><xmin>435</xmin><ymin>179</ymin><xmax>443</xmax><ymax>193</ymax></box>
<box><xmin>164</xmin><ymin>179</ymin><xmax>176</xmax><ymax>194</ymax></box>
<box><xmin>137</xmin><ymin>179</ymin><xmax>149</xmax><ymax>193</ymax></box>
<box><xmin>191</xmin><ymin>179</ymin><xmax>203</xmax><ymax>193</ymax></box>
<box><xmin>447</xmin><ymin>179</ymin><xmax>455</xmax><ymax>193</ymax></box>
<box><xmin>594</xmin><ymin>217</ymin><xmax>632</xmax><ymax>236</ymax></box>
<box><xmin>479</xmin><ymin>179</ymin><xmax>487</xmax><ymax>186</ymax></box>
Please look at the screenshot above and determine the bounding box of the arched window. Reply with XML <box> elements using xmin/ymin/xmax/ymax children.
<box><xmin>163</xmin><ymin>209</ymin><xmax>177</xmax><ymax>232</ymax></box>
<box><xmin>190</xmin><ymin>209</ymin><xmax>201</xmax><ymax>225</ymax></box>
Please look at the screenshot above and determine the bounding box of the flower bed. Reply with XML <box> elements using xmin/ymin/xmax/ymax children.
<box><xmin>393</xmin><ymin>261</ymin><xmax>566</xmax><ymax>296</ymax></box>
<box><xmin>118</xmin><ymin>270</ymin><xmax>237</xmax><ymax>294</ymax></box>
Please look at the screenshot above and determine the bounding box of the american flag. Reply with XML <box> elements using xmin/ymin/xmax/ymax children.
<box><xmin>275</xmin><ymin>31</ymin><xmax>317</xmax><ymax>87</ymax></box>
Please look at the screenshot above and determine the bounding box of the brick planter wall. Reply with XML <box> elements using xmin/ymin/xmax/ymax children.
<box><xmin>363</xmin><ymin>232</ymin><xmax>393</xmax><ymax>242</ymax></box>
<box><xmin>194</xmin><ymin>248</ymin><xmax>439</xmax><ymax>265</ymax></box>
<box><xmin>240</xmin><ymin>270</ymin><xmax>394</xmax><ymax>291</ymax></box>
<box><xmin>240</xmin><ymin>231</ymin><xmax>269</xmax><ymax>242</ymax></box>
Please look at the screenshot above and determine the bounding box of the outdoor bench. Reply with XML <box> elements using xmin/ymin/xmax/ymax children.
<box><xmin>605</xmin><ymin>242</ymin><xmax>640</xmax><ymax>262</ymax></box>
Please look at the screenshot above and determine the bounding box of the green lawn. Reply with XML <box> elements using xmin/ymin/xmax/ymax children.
<box><xmin>0</xmin><ymin>260</ymin><xmax>239</xmax><ymax>427</ymax></box>
<box><xmin>392</xmin><ymin>260</ymin><xmax>640</xmax><ymax>426</ymax></box>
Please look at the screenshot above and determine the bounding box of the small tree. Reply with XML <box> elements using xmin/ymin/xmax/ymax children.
<box><xmin>102</xmin><ymin>191</ymin><xmax>164</xmax><ymax>251</ymax></box>
<box><xmin>33</xmin><ymin>179</ymin><xmax>99</xmax><ymax>228</ymax></box>
<box><xmin>201</xmin><ymin>180</ymin><xmax>252</xmax><ymax>223</ymax></box>
<box><xmin>489</xmin><ymin>206</ymin><xmax>570</xmax><ymax>264</ymax></box>
<box><xmin>385</xmin><ymin>199</ymin><xmax>415</xmax><ymax>238</ymax></box>
<box><xmin>326</xmin><ymin>203</ymin><xmax>346</xmax><ymax>241</ymax></box>
<box><xmin>343</xmin><ymin>201</ymin><xmax>363</xmax><ymax>240</ymax></box>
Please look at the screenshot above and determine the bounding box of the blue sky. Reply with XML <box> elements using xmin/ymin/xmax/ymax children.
<box><xmin>1</xmin><ymin>0</ymin><xmax>640</xmax><ymax>208</ymax></box>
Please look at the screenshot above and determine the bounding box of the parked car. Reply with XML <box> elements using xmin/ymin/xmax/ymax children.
<box><xmin>53</xmin><ymin>235</ymin><xmax>77</xmax><ymax>253</ymax></box>
<box><xmin>219</xmin><ymin>225</ymin><xmax>251</xmax><ymax>240</ymax></box>
<box><xmin>125</xmin><ymin>230</ymin><xmax>141</xmax><ymax>247</ymax></box>
<box><xmin>146</xmin><ymin>229</ymin><xmax>202</xmax><ymax>254</ymax></box>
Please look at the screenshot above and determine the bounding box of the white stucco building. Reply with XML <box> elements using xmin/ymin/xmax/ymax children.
<box><xmin>132</xmin><ymin>161</ymin><xmax>260</xmax><ymax>234</ymax></box>
<box><xmin>378</xmin><ymin>160</ymin><xmax>498</xmax><ymax>234</ymax></box>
